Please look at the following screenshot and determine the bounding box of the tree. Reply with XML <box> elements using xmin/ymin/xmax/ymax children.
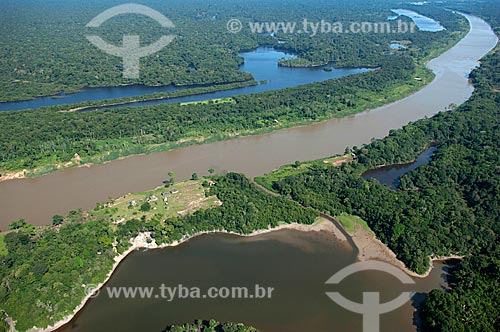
<box><xmin>52</xmin><ymin>215</ymin><xmax>64</xmax><ymax>226</ymax></box>
<box><xmin>208</xmin><ymin>168</ymin><xmax>215</xmax><ymax>175</ymax></box>
<box><xmin>191</xmin><ymin>173</ymin><xmax>198</xmax><ymax>180</ymax></box>
<box><xmin>168</xmin><ymin>172</ymin><xmax>175</xmax><ymax>186</ymax></box>
<box><xmin>140</xmin><ymin>202</ymin><xmax>151</xmax><ymax>212</ymax></box>
<box><xmin>8</xmin><ymin>219</ymin><xmax>26</xmax><ymax>230</ymax></box>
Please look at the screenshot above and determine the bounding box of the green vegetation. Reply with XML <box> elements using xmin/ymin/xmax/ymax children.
<box><xmin>164</xmin><ymin>320</ymin><xmax>259</xmax><ymax>332</ymax></box>
<box><xmin>254</xmin><ymin>23</ymin><xmax>500</xmax><ymax>325</ymax></box>
<box><xmin>0</xmin><ymin>1</ymin><xmax>468</xmax><ymax>177</ymax></box>
<box><xmin>336</xmin><ymin>213</ymin><xmax>372</xmax><ymax>234</ymax></box>
<box><xmin>420</xmin><ymin>248</ymin><xmax>500</xmax><ymax>332</ymax></box>
<box><xmin>0</xmin><ymin>1</ymin><xmax>493</xmax><ymax>330</ymax></box>
<box><xmin>0</xmin><ymin>55</ymin><xmax>431</xmax><ymax>177</ymax></box>
<box><xmin>255</xmin><ymin>154</ymin><xmax>353</xmax><ymax>191</ymax></box>
<box><xmin>0</xmin><ymin>311</ymin><xmax>8</xmax><ymax>332</ymax></box>
<box><xmin>89</xmin><ymin>179</ymin><xmax>221</xmax><ymax>223</ymax></box>
<box><xmin>56</xmin><ymin>81</ymin><xmax>256</xmax><ymax>112</ymax></box>
<box><xmin>0</xmin><ymin>235</ymin><xmax>7</xmax><ymax>256</ymax></box>
<box><xmin>260</xmin><ymin>45</ymin><xmax>500</xmax><ymax>276</ymax></box>
<box><xmin>0</xmin><ymin>173</ymin><xmax>317</xmax><ymax>331</ymax></box>
<box><xmin>180</xmin><ymin>97</ymin><xmax>236</xmax><ymax>106</ymax></box>
<box><xmin>0</xmin><ymin>0</ymin><xmax>259</xmax><ymax>102</ymax></box>
<box><xmin>255</xmin><ymin>161</ymin><xmax>320</xmax><ymax>191</ymax></box>
<box><xmin>417</xmin><ymin>2</ymin><xmax>500</xmax><ymax>331</ymax></box>
<box><xmin>0</xmin><ymin>0</ymin><xmax>466</xmax><ymax>102</ymax></box>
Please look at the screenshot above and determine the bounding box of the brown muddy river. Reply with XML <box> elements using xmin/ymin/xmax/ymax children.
<box><xmin>0</xmin><ymin>14</ymin><xmax>497</xmax><ymax>228</ymax></box>
<box><xmin>56</xmin><ymin>229</ymin><xmax>450</xmax><ymax>332</ymax></box>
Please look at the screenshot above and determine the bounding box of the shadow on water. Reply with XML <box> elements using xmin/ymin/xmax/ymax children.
<box><xmin>362</xmin><ymin>147</ymin><xmax>437</xmax><ymax>190</ymax></box>
<box><xmin>411</xmin><ymin>259</ymin><xmax>461</xmax><ymax>331</ymax></box>
<box><xmin>412</xmin><ymin>292</ymin><xmax>428</xmax><ymax>332</ymax></box>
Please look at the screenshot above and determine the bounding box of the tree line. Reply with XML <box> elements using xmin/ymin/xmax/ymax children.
<box><xmin>0</xmin><ymin>173</ymin><xmax>317</xmax><ymax>331</ymax></box>
<box><xmin>258</xmin><ymin>20</ymin><xmax>500</xmax><ymax>329</ymax></box>
<box><xmin>163</xmin><ymin>319</ymin><xmax>259</xmax><ymax>332</ymax></box>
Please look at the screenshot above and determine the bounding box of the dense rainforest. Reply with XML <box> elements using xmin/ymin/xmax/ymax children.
<box><xmin>418</xmin><ymin>2</ymin><xmax>500</xmax><ymax>330</ymax></box>
<box><xmin>256</xmin><ymin>9</ymin><xmax>500</xmax><ymax>330</ymax></box>
<box><xmin>0</xmin><ymin>0</ymin><xmax>463</xmax><ymax>102</ymax></box>
<box><xmin>0</xmin><ymin>173</ymin><xmax>317</xmax><ymax>331</ymax></box>
<box><xmin>0</xmin><ymin>0</ymin><xmax>468</xmax><ymax>176</ymax></box>
<box><xmin>258</xmin><ymin>38</ymin><xmax>500</xmax><ymax>273</ymax></box>
<box><xmin>0</xmin><ymin>55</ymin><xmax>423</xmax><ymax>174</ymax></box>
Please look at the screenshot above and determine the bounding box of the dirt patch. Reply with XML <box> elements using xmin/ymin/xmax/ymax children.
<box><xmin>0</xmin><ymin>170</ymin><xmax>26</xmax><ymax>182</ymax></box>
<box><xmin>323</xmin><ymin>154</ymin><xmax>354</xmax><ymax>167</ymax></box>
<box><xmin>349</xmin><ymin>225</ymin><xmax>463</xmax><ymax>278</ymax></box>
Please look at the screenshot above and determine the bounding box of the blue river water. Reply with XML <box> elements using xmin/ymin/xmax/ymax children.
<box><xmin>0</xmin><ymin>8</ymin><xmax>446</xmax><ymax>112</ymax></box>
<box><xmin>0</xmin><ymin>48</ymin><xmax>369</xmax><ymax>112</ymax></box>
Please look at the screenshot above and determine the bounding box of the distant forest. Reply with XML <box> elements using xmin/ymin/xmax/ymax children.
<box><xmin>0</xmin><ymin>1</ymin><xmax>468</xmax><ymax>175</ymax></box>
<box><xmin>1</xmin><ymin>1</ymin><xmax>499</xmax><ymax>331</ymax></box>
<box><xmin>0</xmin><ymin>0</ymin><xmax>463</xmax><ymax>101</ymax></box>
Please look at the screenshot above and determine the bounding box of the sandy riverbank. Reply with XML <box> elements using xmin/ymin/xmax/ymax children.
<box><xmin>18</xmin><ymin>216</ymin><xmax>460</xmax><ymax>332</ymax></box>
<box><xmin>349</xmin><ymin>224</ymin><xmax>463</xmax><ymax>278</ymax></box>
<box><xmin>24</xmin><ymin>221</ymin><xmax>333</xmax><ymax>332</ymax></box>
<box><xmin>0</xmin><ymin>170</ymin><xmax>26</xmax><ymax>183</ymax></box>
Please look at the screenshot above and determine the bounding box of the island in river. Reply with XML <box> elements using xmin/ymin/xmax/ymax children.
<box><xmin>0</xmin><ymin>8</ymin><xmax>473</xmax><ymax>183</ymax></box>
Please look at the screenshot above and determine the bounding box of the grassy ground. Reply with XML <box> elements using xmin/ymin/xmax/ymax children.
<box><xmin>255</xmin><ymin>154</ymin><xmax>353</xmax><ymax>191</ymax></box>
<box><xmin>336</xmin><ymin>213</ymin><xmax>372</xmax><ymax>234</ymax></box>
<box><xmin>89</xmin><ymin>179</ymin><xmax>221</xmax><ymax>224</ymax></box>
<box><xmin>180</xmin><ymin>97</ymin><xmax>236</xmax><ymax>106</ymax></box>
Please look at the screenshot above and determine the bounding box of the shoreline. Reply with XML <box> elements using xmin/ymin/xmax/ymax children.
<box><xmin>0</xmin><ymin>15</ymin><xmax>471</xmax><ymax>184</ymax></box>
<box><xmin>24</xmin><ymin>221</ymin><xmax>335</xmax><ymax>332</ymax></box>
<box><xmin>17</xmin><ymin>214</ymin><xmax>460</xmax><ymax>332</ymax></box>
<box><xmin>0</xmin><ymin>170</ymin><xmax>26</xmax><ymax>182</ymax></box>
<box><xmin>349</xmin><ymin>223</ymin><xmax>464</xmax><ymax>278</ymax></box>
<box><xmin>0</xmin><ymin>72</ymin><xmax>431</xmax><ymax>185</ymax></box>
<box><xmin>0</xmin><ymin>56</ymin><xmax>437</xmax><ymax>184</ymax></box>
<box><xmin>59</xmin><ymin>80</ymin><xmax>258</xmax><ymax>113</ymax></box>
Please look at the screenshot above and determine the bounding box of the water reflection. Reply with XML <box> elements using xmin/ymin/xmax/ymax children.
<box><xmin>362</xmin><ymin>147</ymin><xmax>436</xmax><ymax>190</ymax></box>
<box><xmin>391</xmin><ymin>9</ymin><xmax>446</xmax><ymax>32</ymax></box>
